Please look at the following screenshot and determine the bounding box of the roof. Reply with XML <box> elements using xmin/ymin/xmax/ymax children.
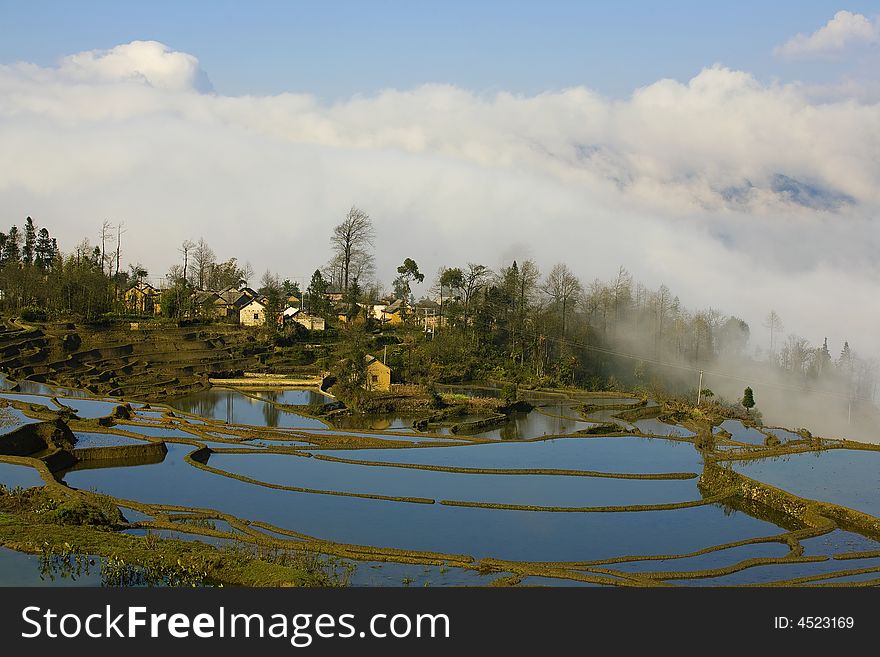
<box><xmin>240</xmin><ymin>297</ymin><xmax>266</xmax><ymax>309</ymax></box>
<box><xmin>128</xmin><ymin>283</ymin><xmax>158</xmax><ymax>294</ymax></box>
<box><xmin>193</xmin><ymin>291</ymin><xmax>221</xmax><ymax>305</ymax></box>
<box><xmin>364</xmin><ymin>354</ymin><xmax>390</xmax><ymax>370</ymax></box>
<box><xmin>282</xmin><ymin>307</ymin><xmax>301</xmax><ymax>317</ymax></box>
<box><xmin>217</xmin><ymin>287</ymin><xmax>241</xmax><ymax>304</ymax></box>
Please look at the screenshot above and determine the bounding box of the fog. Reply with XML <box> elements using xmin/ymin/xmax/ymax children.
<box><xmin>1</xmin><ymin>41</ymin><xmax>878</xmax><ymax>436</ymax></box>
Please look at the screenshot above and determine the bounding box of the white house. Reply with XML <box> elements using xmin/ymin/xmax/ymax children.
<box><xmin>282</xmin><ymin>307</ymin><xmax>325</xmax><ymax>331</ymax></box>
<box><xmin>240</xmin><ymin>297</ymin><xmax>268</xmax><ymax>327</ymax></box>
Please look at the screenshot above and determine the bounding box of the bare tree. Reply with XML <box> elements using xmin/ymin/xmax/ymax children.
<box><xmin>179</xmin><ymin>240</ymin><xmax>195</xmax><ymax>285</ymax></box>
<box><xmin>113</xmin><ymin>222</ymin><xmax>126</xmax><ymax>301</ymax></box>
<box><xmin>611</xmin><ymin>266</ymin><xmax>632</xmax><ymax>324</ymax></box>
<box><xmin>542</xmin><ymin>263</ymin><xmax>582</xmax><ymax>339</ymax></box>
<box><xmin>191</xmin><ymin>238</ymin><xmax>216</xmax><ymax>290</ymax></box>
<box><xmin>651</xmin><ymin>284</ymin><xmax>672</xmax><ymax>354</ymax></box>
<box><xmin>100</xmin><ymin>220</ymin><xmax>112</xmax><ymax>276</ymax></box>
<box><xmin>763</xmin><ymin>310</ymin><xmax>784</xmax><ymax>357</ymax></box>
<box><xmin>330</xmin><ymin>206</ymin><xmax>374</xmax><ymax>293</ymax></box>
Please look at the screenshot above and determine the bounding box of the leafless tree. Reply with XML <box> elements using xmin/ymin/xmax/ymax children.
<box><xmin>100</xmin><ymin>220</ymin><xmax>112</xmax><ymax>276</ymax></box>
<box><xmin>763</xmin><ymin>310</ymin><xmax>784</xmax><ymax>357</ymax></box>
<box><xmin>179</xmin><ymin>240</ymin><xmax>195</xmax><ymax>285</ymax></box>
<box><xmin>112</xmin><ymin>222</ymin><xmax>126</xmax><ymax>300</ymax></box>
<box><xmin>192</xmin><ymin>238</ymin><xmax>216</xmax><ymax>290</ymax></box>
<box><xmin>542</xmin><ymin>263</ymin><xmax>582</xmax><ymax>339</ymax></box>
<box><xmin>330</xmin><ymin>206</ymin><xmax>374</xmax><ymax>293</ymax></box>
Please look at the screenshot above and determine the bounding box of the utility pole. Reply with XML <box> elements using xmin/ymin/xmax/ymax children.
<box><xmin>383</xmin><ymin>345</ymin><xmax>387</xmax><ymax>365</ymax></box>
<box><xmin>696</xmin><ymin>370</ymin><xmax>704</xmax><ymax>406</ymax></box>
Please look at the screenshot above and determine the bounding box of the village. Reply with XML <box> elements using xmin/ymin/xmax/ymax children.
<box><xmin>121</xmin><ymin>280</ymin><xmax>443</xmax><ymax>335</ymax></box>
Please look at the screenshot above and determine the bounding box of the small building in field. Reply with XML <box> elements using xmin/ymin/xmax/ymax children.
<box><xmin>295</xmin><ymin>313</ymin><xmax>326</xmax><ymax>331</ymax></box>
<box><xmin>364</xmin><ymin>354</ymin><xmax>391</xmax><ymax>392</ymax></box>
<box><xmin>209</xmin><ymin>285</ymin><xmax>261</xmax><ymax>322</ymax></box>
<box><xmin>240</xmin><ymin>297</ymin><xmax>268</xmax><ymax>327</ymax></box>
<box><xmin>123</xmin><ymin>283</ymin><xmax>161</xmax><ymax>315</ymax></box>
<box><xmin>380</xmin><ymin>299</ymin><xmax>406</xmax><ymax>326</ymax></box>
<box><xmin>281</xmin><ymin>307</ymin><xmax>326</xmax><ymax>331</ymax></box>
<box><xmin>192</xmin><ymin>291</ymin><xmax>227</xmax><ymax>319</ymax></box>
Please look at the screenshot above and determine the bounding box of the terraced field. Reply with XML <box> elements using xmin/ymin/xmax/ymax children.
<box><xmin>0</xmin><ymin>320</ymin><xmax>296</xmax><ymax>401</ymax></box>
<box><xmin>1</xmin><ymin>376</ymin><xmax>879</xmax><ymax>587</ymax></box>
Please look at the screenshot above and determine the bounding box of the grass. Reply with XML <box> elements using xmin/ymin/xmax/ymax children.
<box><xmin>0</xmin><ymin>485</ymin><xmax>351</xmax><ymax>587</ymax></box>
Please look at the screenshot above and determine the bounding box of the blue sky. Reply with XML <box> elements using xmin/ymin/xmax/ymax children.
<box><xmin>1</xmin><ymin>0</ymin><xmax>877</xmax><ymax>99</ymax></box>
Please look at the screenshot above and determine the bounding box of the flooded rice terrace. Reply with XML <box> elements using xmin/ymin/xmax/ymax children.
<box><xmin>2</xmin><ymin>376</ymin><xmax>880</xmax><ymax>587</ymax></box>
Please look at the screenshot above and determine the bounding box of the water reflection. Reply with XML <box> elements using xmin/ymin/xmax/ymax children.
<box><xmin>732</xmin><ymin>449</ymin><xmax>880</xmax><ymax>517</ymax></box>
<box><xmin>166</xmin><ymin>388</ymin><xmax>327</xmax><ymax>429</ymax></box>
<box><xmin>62</xmin><ymin>443</ymin><xmax>776</xmax><ymax>562</ymax></box>
<box><xmin>249</xmin><ymin>388</ymin><xmax>333</xmax><ymax>406</ymax></box>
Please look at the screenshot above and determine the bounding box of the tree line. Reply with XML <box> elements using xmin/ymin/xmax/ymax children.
<box><xmin>1</xmin><ymin>211</ymin><xmax>875</xmax><ymax>408</ymax></box>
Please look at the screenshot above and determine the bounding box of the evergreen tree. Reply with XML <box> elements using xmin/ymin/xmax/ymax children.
<box><xmin>282</xmin><ymin>279</ymin><xmax>301</xmax><ymax>299</ymax></box>
<box><xmin>813</xmin><ymin>337</ymin><xmax>831</xmax><ymax>378</ymax></box>
<box><xmin>742</xmin><ymin>387</ymin><xmax>755</xmax><ymax>413</ymax></box>
<box><xmin>3</xmin><ymin>226</ymin><xmax>21</xmax><ymax>263</ymax></box>
<box><xmin>345</xmin><ymin>277</ymin><xmax>362</xmax><ymax>321</ymax></box>
<box><xmin>307</xmin><ymin>269</ymin><xmax>330</xmax><ymax>316</ymax></box>
<box><xmin>22</xmin><ymin>217</ymin><xmax>36</xmax><ymax>265</ymax></box>
<box><xmin>35</xmin><ymin>228</ymin><xmax>53</xmax><ymax>270</ymax></box>
<box><xmin>838</xmin><ymin>341</ymin><xmax>853</xmax><ymax>368</ymax></box>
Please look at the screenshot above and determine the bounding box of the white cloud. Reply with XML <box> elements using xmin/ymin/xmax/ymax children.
<box><xmin>775</xmin><ymin>10</ymin><xmax>879</xmax><ymax>59</ymax></box>
<box><xmin>1</xmin><ymin>42</ymin><xmax>879</xmax><ymax>357</ymax></box>
<box><xmin>56</xmin><ymin>40</ymin><xmax>213</xmax><ymax>92</ymax></box>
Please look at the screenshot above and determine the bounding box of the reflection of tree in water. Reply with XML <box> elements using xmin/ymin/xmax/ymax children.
<box><xmin>335</xmin><ymin>415</ymin><xmax>392</xmax><ymax>431</ymax></box>
<box><xmin>498</xmin><ymin>421</ymin><xmax>520</xmax><ymax>441</ymax></box>
<box><xmin>172</xmin><ymin>391</ymin><xmax>225</xmax><ymax>421</ymax></box>
<box><xmin>262</xmin><ymin>400</ymin><xmax>280</xmax><ymax>427</ymax></box>
<box><xmin>257</xmin><ymin>390</ymin><xmax>280</xmax><ymax>404</ymax></box>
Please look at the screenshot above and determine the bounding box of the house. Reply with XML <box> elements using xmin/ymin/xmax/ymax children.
<box><xmin>364</xmin><ymin>354</ymin><xmax>391</xmax><ymax>392</ymax></box>
<box><xmin>123</xmin><ymin>283</ymin><xmax>161</xmax><ymax>316</ymax></box>
<box><xmin>281</xmin><ymin>307</ymin><xmax>326</xmax><ymax>331</ymax></box>
<box><xmin>326</xmin><ymin>290</ymin><xmax>346</xmax><ymax>303</ymax></box>
<box><xmin>380</xmin><ymin>299</ymin><xmax>406</xmax><ymax>326</ymax></box>
<box><xmin>191</xmin><ymin>291</ymin><xmax>227</xmax><ymax>319</ymax></box>
<box><xmin>335</xmin><ymin>303</ymin><xmax>368</xmax><ymax>324</ymax></box>
<box><xmin>213</xmin><ymin>285</ymin><xmax>261</xmax><ymax>322</ymax></box>
<box><xmin>240</xmin><ymin>297</ymin><xmax>268</xmax><ymax>327</ymax></box>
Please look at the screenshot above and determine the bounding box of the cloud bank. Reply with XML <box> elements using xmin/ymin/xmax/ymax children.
<box><xmin>775</xmin><ymin>10</ymin><xmax>879</xmax><ymax>59</ymax></box>
<box><xmin>0</xmin><ymin>40</ymin><xmax>879</xmax><ymax>356</ymax></box>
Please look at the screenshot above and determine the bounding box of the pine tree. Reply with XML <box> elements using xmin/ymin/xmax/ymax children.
<box><xmin>2</xmin><ymin>226</ymin><xmax>21</xmax><ymax>264</ymax></box>
<box><xmin>22</xmin><ymin>217</ymin><xmax>36</xmax><ymax>265</ymax></box>
<box><xmin>307</xmin><ymin>269</ymin><xmax>329</xmax><ymax>316</ymax></box>
<box><xmin>35</xmin><ymin>228</ymin><xmax>52</xmax><ymax>270</ymax></box>
<box><xmin>742</xmin><ymin>387</ymin><xmax>755</xmax><ymax>414</ymax></box>
<box><xmin>838</xmin><ymin>341</ymin><xmax>852</xmax><ymax>368</ymax></box>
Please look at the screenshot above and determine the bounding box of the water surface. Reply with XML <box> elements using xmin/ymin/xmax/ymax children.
<box><xmin>167</xmin><ymin>389</ymin><xmax>327</xmax><ymax>429</ymax></box>
<box><xmin>731</xmin><ymin>449</ymin><xmax>880</xmax><ymax>517</ymax></box>
<box><xmin>61</xmin><ymin>444</ymin><xmax>774</xmax><ymax>562</ymax></box>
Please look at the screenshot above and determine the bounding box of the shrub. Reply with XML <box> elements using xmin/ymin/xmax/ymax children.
<box><xmin>20</xmin><ymin>306</ymin><xmax>48</xmax><ymax>322</ymax></box>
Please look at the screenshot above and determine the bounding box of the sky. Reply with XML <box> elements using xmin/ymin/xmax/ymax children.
<box><xmin>0</xmin><ymin>2</ymin><xmax>879</xmax><ymax>358</ymax></box>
